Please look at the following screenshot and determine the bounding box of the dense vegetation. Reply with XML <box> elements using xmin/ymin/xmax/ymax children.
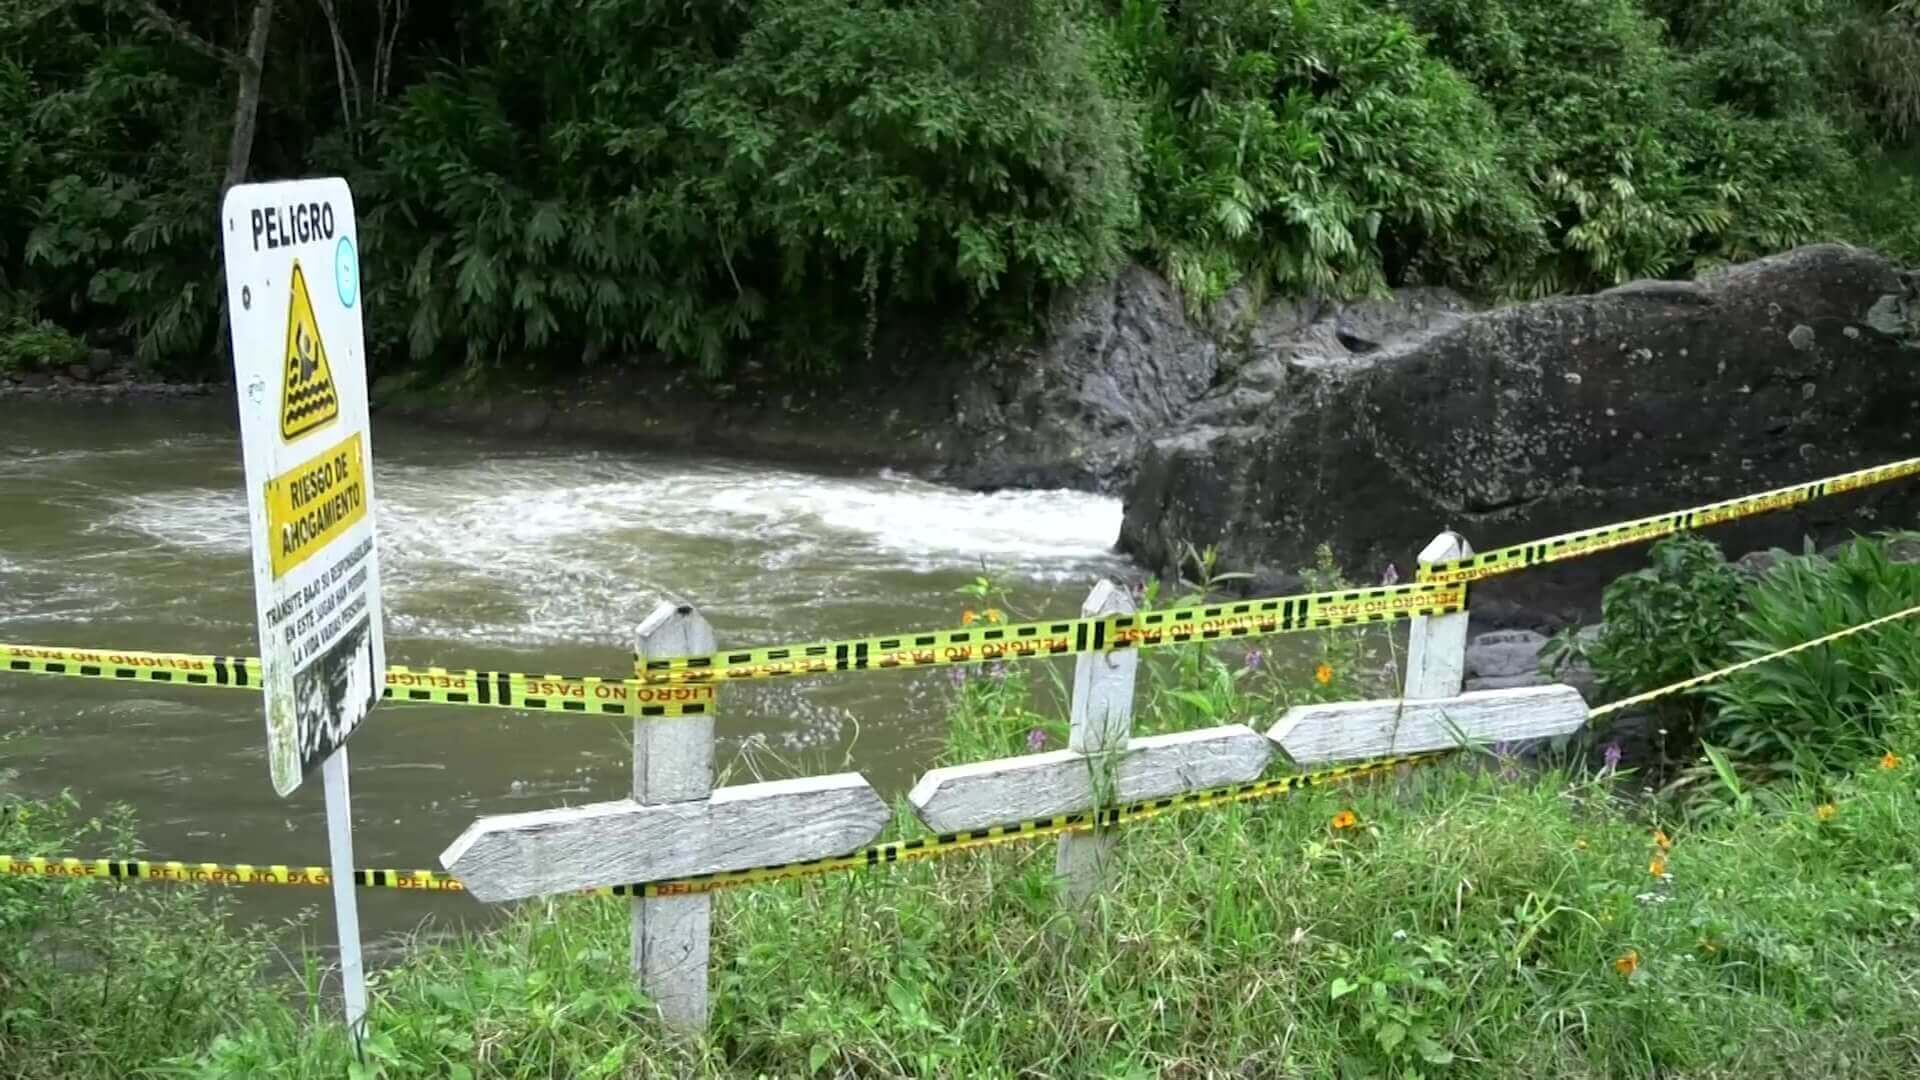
<box><xmin>2</xmin><ymin>0</ymin><xmax>1918</xmax><ymax>380</ymax></box>
<box><xmin>4</xmin><ymin>535</ymin><xmax>1919</xmax><ymax>1077</ymax></box>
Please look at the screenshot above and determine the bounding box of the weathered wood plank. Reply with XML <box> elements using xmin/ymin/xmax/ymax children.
<box><xmin>441</xmin><ymin>773</ymin><xmax>891</xmax><ymax>903</ymax></box>
<box><xmin>1058</xmin><ymin>579</ymin><xmax>1138</xmax><ymax>904</ymax></box>
<box><xmin>632</xmin><ymin>603</ymin><xmax>714</xmax><ymax>1030</ymax></box>
<box><xmin>912</xmin><ymin>725</ymin><xmax>1274</xmax><ymax>834</ymax></box>
<box><xmin>1268</xmin><ymin>685</ymin><xmax>1588</xmax><ymax>765</ymax></box>
<box><xmin>1404</xmin><ymin>531</ymin><xmax>1472</xmax><ymax>700</ymax></box>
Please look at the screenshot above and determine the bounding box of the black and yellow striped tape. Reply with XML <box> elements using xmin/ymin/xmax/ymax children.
<box><xmin>0</xmin><ymin>644</ymin><xmax>716</xmax><ymax>718</ymax></box>
<box><xmin>2</xmin><ymin>751</ymin><xmax>1440</xmax><ymax>899</ymax></box>
<box><xmin>0</xmin><ymin>857</ymin><xmax>467</xmax><ymax>892</ymax></box>
<box><xmin>1418</xmin><ymin>455</ymin><xmax>1920</xmax><ymax>585</ymax></box>
<box><xmin>633</xmin><ymin>582</ymin><xmax>1468</xmax><ymax>685</ymax></box>
<box><xmin>0</xmin><ymin>581</ymin><xmax>1466</xmax><ymax>705</ymax></box>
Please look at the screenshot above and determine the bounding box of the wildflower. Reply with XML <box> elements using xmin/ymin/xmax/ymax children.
<box><xmin>1614</xmin><ymin>950</ymin><xmax>1639</xmax><ymax>976</ymax></box>
<box><xmin>1816</xmin><ymin>802</ymin><xmax>1837</xmax><ymax>821</ymax></box>
<box><xmin>1315</xmin><ymin>663</ymin><xmax>1334</xmax><ymax>686</ymax></box>
<box><xmin>1574</xmin><ymin>839</ymin><xmax>1588</xmax><ymax>850</ymax></box>
<box><xmin>1331</xmin><ymin>809</ymin><xmax>1358</xmax><ymax>830</ymax></box>
<box><xmin>1882</xmin><ymin>751</ymin><xmax>1901</xmax><ymax>771</ymax></box>
<box><xmin>985</xmin><ymin>662</ymin><xmax>1008</xmax><ymax>681</ymax></box>
<box><xmin>1026</xmin><ymin>728</ymin><xmax>1046</xmax><ymax>753</ymax></box>
<box><xmin>984</xmin><ymin>608</ymin><xmax>1004</xmax><ymax>624</ymax></box>
<box><xmin>1602</xmin><ymin>743</ymin><xmax>1622</xmax><ymax>770</ymax></box>
<box><xmin>1244</xmin><ymin>649</ymin><xmax>1264</xmax><ymax>672</ymax></box>
<box><xmin>1698</xmin><ymin>938</ymin><xmax>1719</xmax><ymax>954</ymax></box>
<box><xmin>1649</xmin><ymin>854</ymin><xmax>1667</xmax><ymax>878</ymax></box>
<box><xmin>1381</xmin><ymin>563</ymin><xmax>1399</xmax><ymax>586</ymax></box>
<box><xmin>947</xmin><ymin>667</ymin><xmax>967</xmax><ymax>687</ymax></box>
<box><xmin>1652</xmin><ymin>828</ymin><xmax>1672</xmax><ymax>851</ymax></box>
<box><xmin>961</xmin><ymin>609</ymin><xmax>977</xmax><ymax>626</ymax></box>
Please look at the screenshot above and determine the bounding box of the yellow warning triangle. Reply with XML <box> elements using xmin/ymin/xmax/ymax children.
<box><xmin>280</xmin><ymin>261</ymin><xmax>340</xmax><ymax>440</ymax></box>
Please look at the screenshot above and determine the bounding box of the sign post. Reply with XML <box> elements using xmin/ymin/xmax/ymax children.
<box><xmin>218</xmin><ymin>177</ymin><xmax>384</xmax><ymax>1038</ymax></box>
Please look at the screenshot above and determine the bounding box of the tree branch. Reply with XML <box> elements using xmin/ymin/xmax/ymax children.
<box><xmin>129</xmin><ymin>0</ymin><xmax>245</xmax><ymax>71</ymax></box>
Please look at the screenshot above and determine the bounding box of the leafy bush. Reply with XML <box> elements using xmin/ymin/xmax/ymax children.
<box><xmin>1390</xmin><ymin>0</ymin><xmax>1856</xmax><ymax>290</ymax></box>
<box><xmin>0</xmin><ymin>794</ymin><xmax>285</xmax><ymax>1079</ymax></box>
<box><xmin>1547</xmin><ymin>533</ymin><xmax>1747</xmax><ymax>743</ymax></box>
<box><xmin>0</xmin><ymin>308</ymin><xmax>87</xmax><ymax>373</ymax></box>
<box><xmin>1704</xmin><ymin>535</ymin><xmax>1920</xmax><ymax>771</ymax></box>
<box><xmin>369</xmin><ymin>0</ymin><xmax>1138</xmax><ymax>375</ymax></box>
<box><xmin>1116</xmin><ymin>0</ymin><xmax>1543</xmax><ymax>306</ymax></box>
<box><xmin>2</xmin><ymin>5</ymin><xmax>228</xmax><ymax>372</ymax></box>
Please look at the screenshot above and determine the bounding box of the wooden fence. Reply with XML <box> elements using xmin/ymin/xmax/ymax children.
<box><xmin>438</xmin><ymin>531</ymin><xmax>1591</xmax><ymax>1031</ymax></box>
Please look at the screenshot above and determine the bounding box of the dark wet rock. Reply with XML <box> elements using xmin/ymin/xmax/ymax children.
<box><xmin>1120</xmin><ymin>244</ymin><xmax>1920</xmax><ymax>625</ymax></box>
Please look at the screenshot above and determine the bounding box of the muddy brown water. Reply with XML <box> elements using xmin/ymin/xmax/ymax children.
<box><xmin>2</xmin><ymin>396</ymin><xmax>1170</xmax><ymax>945</ymax></box>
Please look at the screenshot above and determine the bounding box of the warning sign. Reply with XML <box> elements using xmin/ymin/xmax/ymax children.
<box><xmin>266</xmin><ymin>431</ymin><xmax>368</xmax><ymax>579</ymax></box>
<box><xmin>281</xmin><ymin>264</ymin><xmax>340</xmax><ymax>439</ymax></box>
<box><xmin>219</xmin><ymin>178</ymin><xmax>386</xmax><ymax>797</ymax></box>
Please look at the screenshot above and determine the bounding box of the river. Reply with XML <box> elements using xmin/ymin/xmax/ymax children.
<box><xmin>0</xmin><ymin>396</ymin><xmax>1137</xmax><ymax>942</ymax></box>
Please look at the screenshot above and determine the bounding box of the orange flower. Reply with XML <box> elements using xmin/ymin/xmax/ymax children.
<box><xmin>1652</xmin><ymin>829</ymin><xmax>1672</xmax><ymax>851</ymax></box>
<box><xmin>1614</xmin><ymin>950</ymin><xmax>1639</xmax><ymax>976</ymax></box>
<box><xmin>1816</xmin><ymin>802</ymin><xmax>1837</xmax><ymax>821</ymax></box>
<box><xmin>961</xmin><ymin>609</ymin><xmax>977</xmax><ymax>626</ymax></box>
<box><xmin>1882</xmin><ymin>752</ymin><xmax>1901</xmax><ymax>771</ymax></box>
<box><xmin>1331</xmin><ymin>809</ymin><xmax>1359</xmax><ymax>830</ymax></box>
<box><xmin>984</xmin><ymin>608</ymin><xmax>1004</xmax><ymax>624</ymax></box>
<box><xmin>1314</xmin><ymin>663</ymin><xmax>1334</xmax><ymax>686</ymax></box>
<box><xmin>1649</xmin><ymin>854</ymin><xmax>1667</xmax><ymax>877</ymax></box>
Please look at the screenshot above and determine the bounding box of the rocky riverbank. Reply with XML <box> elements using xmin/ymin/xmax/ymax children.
<box><xmin>11</xmin><ymin>244</ymin><xmax>1917</xmax><ymax>635</ymax></box>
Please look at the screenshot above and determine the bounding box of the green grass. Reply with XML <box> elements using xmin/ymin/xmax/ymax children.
<box><xmin>5</xmin><ymin>621</ymin><xmax>1920</xmax><ymax>1077</ymax></box>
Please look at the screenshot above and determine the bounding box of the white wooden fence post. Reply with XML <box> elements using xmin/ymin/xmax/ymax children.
<box><xmin>1056</xmin><ymin>579</ymin><xmax>1137</xmax><ymax>906</ymax></box>
<box><xmin>1404</xmin><ymin>532</ymin><xmax>1472</xmax><ymax>700</ymax></box>
<box><xmin>631</xmin><ymin>602</ymin><xmax>716</xmax><ymax>1031</ymax></box>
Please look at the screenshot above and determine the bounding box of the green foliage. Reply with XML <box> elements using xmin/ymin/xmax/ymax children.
<box><xmin>1117</xmin><ymin>0</ymin><xmax>1543</xmax><ymax>305</ymax></box>
<box><xmin>0</xmin><ymin>793</ymin><xmax>285</xmax><ymax>1079</ymax></box>
<box><xmin>0</xmin><ymin>308</ymin><xmax>87</xmax><ymax>373</ymax></box>
<box><xmin>1</xmin><ymin>0</ymin><xmax>1917</xmax><ymax>376</ymax></box>
<box><xmin>1546</xmin><ymin>533</ymin><xmax>1746</xmax><ymax>740</ymax></box>
<box><xmin>40</xmin><ymin>707</ymin><xmax>1917</xmax><ymax>1077</ymax></box>
<box><xmin>370</xmin><ymin>0</ymin><xmax>1137</xmax><ymax>376</ymax></box>
<box><xmin>1</xmin><ymin>2</ymin><xmax>229</xmax><ymax>372</ymax></box>
<box><xmin>1704</xmin><ymin>535</ymin><xmax>1920</xmax><ymax>771</ymax></box>
<box><xmin>1391</xmin><ymin>0</ymin><xmax>1860</xmax><ymax>290</ymax></box>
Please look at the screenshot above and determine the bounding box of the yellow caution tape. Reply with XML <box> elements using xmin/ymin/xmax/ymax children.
<box><xmin>0</xmin><ymin>857</ymin><xmax>465</xmax><ymax>892</ymax></box>
<box><xmin>0</xmin><ymin>580</ymin><xmax>1465</xmax><ymax>704</ymax></box>
<box><xmin>634</xmin><ymin>582</ymin><xmax>1468</xmax><ymax>685</ymax></box>
<box><xmin>0</xmin><ymin>644</ymin><xmax>716</xmax><ymax>719</ymax></box>
<box><xmin>1585</xmin><ymin>600</ymin><xmax>1920</xmax><ymax>721</ymax></box>
<box><xmin>1418</xmin><ymin>455</ymin><xmax>1920</xmax><ymax>585</ymax></box>
<box><xmin>17</xmin><ymin>597</ymin><xmax>1915</xmax><ymax>900</ymax></box>
<box><xmin>2</xmin><ymin>752</ymin><xmax>1440</xmax><ymax>899</ymax></box>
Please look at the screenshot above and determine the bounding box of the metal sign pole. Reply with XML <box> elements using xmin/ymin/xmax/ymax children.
<box><xmin>321</xmin><ymin>747</ymin><xmax>367</xmax><ymax>1038</ymax></box>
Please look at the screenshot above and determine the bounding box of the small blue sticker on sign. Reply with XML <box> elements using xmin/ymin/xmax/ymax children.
<box><xmin>335</xmin><ymin>236</ymin><xmax>359</xmax><ymax>308</ymax></box>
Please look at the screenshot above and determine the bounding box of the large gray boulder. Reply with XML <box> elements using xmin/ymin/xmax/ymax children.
<box><xmin>1119</xmin><ymin>244</ymin><xmax>1920</xmax><ymax>626</ymax></box>
<box><xmin>936</xmin><ymin>263</ymin><xmax>1221</xmax><ymax>492</ymax></box>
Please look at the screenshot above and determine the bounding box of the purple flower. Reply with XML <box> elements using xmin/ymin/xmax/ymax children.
<box><xmin>1244</xmin><ymin>649</ymin><xmax>1264</xmax><ymax>671</ymax></box>
<box><xmin>947</xmin><ymin>667</ymin><xmax>967</xmax><ymax>687</ymax></box>
<box><xmin>1026</xmin><ymin>728</ymin><xmax>1046</xmax><ymax>752</ymax></box>
<box><xmin>986</xmin><ymin>662</ymin><xmax>1008</xmax><ymax>681</ymax></box>
<box><xmin>1603</xmin><ymin>742</ymin><xmax>1623</xmax><ymax>770</ymax></box>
